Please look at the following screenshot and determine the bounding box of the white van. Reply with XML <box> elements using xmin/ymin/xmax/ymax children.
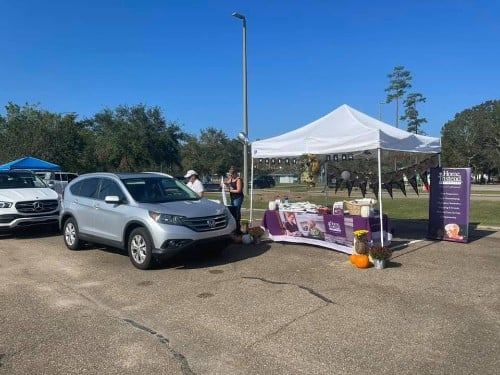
<box><xmin>35</xmin><ymin>171</ymin><xmax>79</xmax><ymax>194</ymax></box>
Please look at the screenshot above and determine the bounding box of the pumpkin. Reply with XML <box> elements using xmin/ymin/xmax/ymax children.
<box><xmin>349</xmin><ymin>254</ymin><xmax>358</xmax><ymax>264</ymax></box>
<box><xmin>233</xmin><ymin>235</ymin><xmax>242</xmax><ymax>244</ymax></box>
<box><xmin>350</xmin><ymin>254</ymin><xmax>370</xmax><ymax>269</ymax></box>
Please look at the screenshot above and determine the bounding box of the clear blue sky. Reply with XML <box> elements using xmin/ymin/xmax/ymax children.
<box><xmin>2</xmin><ymin>0</ymin><xmax>498</xmax><ymax>139</ymax></box>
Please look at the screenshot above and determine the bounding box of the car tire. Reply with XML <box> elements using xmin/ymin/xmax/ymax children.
<box><xmin>63</xmin><ymin>217</ymin><xmax>82</xmax><ymax>250</ymax></box>
<box><xmin>128</xmin><ymin>227</ymin><xmax>154</xmax><ymax>270</ymax></box>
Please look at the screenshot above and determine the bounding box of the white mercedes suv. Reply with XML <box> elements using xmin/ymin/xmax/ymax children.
<box><xmin>0</xmin><ymin>170</ymin><xmax>60</xmax><ymax>231</ymax></box>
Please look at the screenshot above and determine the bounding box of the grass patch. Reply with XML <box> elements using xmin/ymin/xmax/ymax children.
<box><xmin>205</xmin><ymin>188</ymin><xmax>500</xmax><ymax>227</ymax></box>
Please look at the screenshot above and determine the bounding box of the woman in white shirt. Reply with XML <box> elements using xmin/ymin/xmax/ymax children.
<box><xmin>184</xmin><ymin>170</ymin><xmax>204</xmax><ymax>197</ymax></box>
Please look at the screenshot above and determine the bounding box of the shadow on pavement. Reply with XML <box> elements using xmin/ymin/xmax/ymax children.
<box><xmin>390</xmin><ymin>219</ymin><xmax>497</xmax><ymax>245</ymax></box>
<box><xmin>0</xmin><ymin>224</ymin><xmax>60</xmax><ymax>240</ymax></box>
<box><xmin>163</xmin><ymin>242</ymin><xmax>270</xmax><ymax>269</ymax></box>
<box><xmin>78</xmin><ymin>240</ymin><xmax>271</xmax><ymax>270</ymax></box>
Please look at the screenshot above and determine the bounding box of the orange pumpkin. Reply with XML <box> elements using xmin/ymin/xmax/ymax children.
<box><xmin>349</xmin><ymin>254</ymin><xmax>358</xmax><ymax>264</ymax></box>
<box><xmin>351</xmin><ymin>254</ymin><xmax>370</xmax><ymax>268</ymax></box>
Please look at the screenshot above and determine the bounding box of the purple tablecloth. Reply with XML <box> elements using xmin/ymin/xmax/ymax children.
<box><xmin>262</xmin><ymin>210</ymin><xmax>391</xmax><ymax>254</ymax></box>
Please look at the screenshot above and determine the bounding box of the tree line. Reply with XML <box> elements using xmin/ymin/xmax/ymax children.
<box><xmin>0</xmin><ymin>102</ymin><xmax>243</xmax><ymax>179</ymax></box>
<box><xmin>441</xmin><ymin>100</ymin><xmax>499</xmax><ymax>181</ymax></box>
<box><xmin>0</xmin><ymin>99</ymin><xmax>498</xmax><ymax>181</ymax></box>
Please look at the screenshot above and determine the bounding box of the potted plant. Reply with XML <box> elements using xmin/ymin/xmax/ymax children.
<box><xmin>353</xmin><ymin>229</ymin><xmax>369</xmax><ymax>254</ymax></box>
<box><xmin>368</xmin><ymin>245</ymin><xmax>392</xmax><ymax>269</ymax></box>
<box><xmin>248</xmin><ymin>226</ymin><xmax>265</xmax><ymax>244</ymax></box>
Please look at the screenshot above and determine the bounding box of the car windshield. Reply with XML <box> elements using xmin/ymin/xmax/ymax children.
<box><xmin>123</xmin><ymin>176</ymin><xmax>199</xmax><ymax>203</ymax></box>
<box><xmin>0</xmin><ymin>172</ymin><xmax>47</xmax><ymax>189</ymax></box>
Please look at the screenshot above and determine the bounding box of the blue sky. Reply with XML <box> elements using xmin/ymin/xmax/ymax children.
<box><xmin>1</xmin><ymin>0</ymin><xmax>498</xmax><ymax>140</ymax></box>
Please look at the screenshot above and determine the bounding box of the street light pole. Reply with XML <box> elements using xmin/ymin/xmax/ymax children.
<box><xmin>378</xmin><ymin>102</ymin><xmax>385</xmax><ymax>121</ymax></box>
<box><xmin>232</xmin><ymin>12</ymin><xmax>249</xmax><ymax>197</ymax></box>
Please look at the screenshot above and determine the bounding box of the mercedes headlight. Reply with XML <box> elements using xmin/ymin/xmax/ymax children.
<box><xmin>0</xmin><ymin>201</ymin><xmax>13</xmax><ymax>209</ymax></box>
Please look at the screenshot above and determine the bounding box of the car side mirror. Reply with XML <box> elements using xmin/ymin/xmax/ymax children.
<box><xmin>104</xmin><ymin>195</ymin><xmax>122</xmax><ymax>204</ymax></box>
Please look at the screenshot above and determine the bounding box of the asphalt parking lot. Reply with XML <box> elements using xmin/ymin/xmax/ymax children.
<box><xmin>1</xmin><ymin>221</ymin><xmax>499</xmax><ymax>375</ymax></box>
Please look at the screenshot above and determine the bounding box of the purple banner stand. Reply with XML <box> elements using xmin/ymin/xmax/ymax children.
<box><xmin>262</xmin><ymin>210</ymin><xmax>391</xmax><ymax>255</ymax></box>
<box><xmin>427</xmin><ymin>167</ymin><xmax>471</xmax><ymax>243</ymax></box>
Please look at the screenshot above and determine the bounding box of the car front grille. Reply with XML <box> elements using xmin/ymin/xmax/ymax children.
<box><xmin>183</xmin><ymin>214</ymin><xmax>228</xmax><ymax>232</ymax></box>
<box><xmin>15</xmin><ymin>200</ymin><xmax>59</xmax><ymax>213</ymax></box>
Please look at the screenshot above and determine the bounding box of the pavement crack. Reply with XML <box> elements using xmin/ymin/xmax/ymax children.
<box><xmin>123</xmin><ymin>318</ymin><xmax>195</xmax><ymax>375</ymax></box>
<box><xmin>243</xmin><ymin>276</ymin><xmax>334</xmax><ymax>304</ymax></box>
<box><xmin>297</xmin><ymin>285</ymin><xmax>334</xmax><ymax>303</ymax></box>
<box><xmin>249</xmin><ymin>305</ymin><xmax>328</xmax><ymax>348</ymax></box>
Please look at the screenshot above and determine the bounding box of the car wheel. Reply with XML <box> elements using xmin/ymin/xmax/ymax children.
<box><xmin>63</xmin><ymin>217</ymin><xmax>82</xmax><ymax>250</ymax></box>
<box><xmin>128</xmin><ymin>227</ymin><xmax>154</xmax><ymax>270</ymax></box>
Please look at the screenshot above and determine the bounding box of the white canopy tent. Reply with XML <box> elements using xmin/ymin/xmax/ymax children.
<box><xmin>250</xmin><ymin>104</ymin><xmax>442</xmax><ymax>246</ymax></box>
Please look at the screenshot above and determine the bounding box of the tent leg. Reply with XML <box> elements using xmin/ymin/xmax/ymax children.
<box><xmin>250</xmin><ymin>153</ymin><xmax>254</xmax><ymax>226</ymax></box>
<box><xmin>377</xmin><ymin>148</ymin><xmax>385</xmax><ymax>247</ymax></box>
<box><xmin>324</xmin><ymin>161</ymin><xmax>328</xmax><ymax>206</ymax></box>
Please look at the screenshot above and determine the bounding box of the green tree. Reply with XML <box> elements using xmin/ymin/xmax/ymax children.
<box><xmin>0</xmin><ymin>103</ymin><xmax>51</xmax><ymax>161</ymax></box>
<box><xmin>401</xmin><ymin>93</ymin><xmax>427</xmax><ymax>134</ymax></box>
<box><xmin>91</xmin><ymin>104</ymin><xmax>184</xmax><ymax>172</ymax></box>
<box><xmin>0</xmin><ymin>103</ymin><xmax>87</xmax><ymax>171</ymax></box>
<box><xmin>74</xmin><ymin>119</ymin><xmax>99</xmax><ymax>173</ymax></box>
<box><xmin>385</xmin><ymin>66</ymin><xmax>412</xmax><ymax>129</ymax></box>
<box><xmin>179</xmin><ymin>127</ymin><xmax>242</xmax><ymax>179</ymax></box>
<box><xmin>441</xmin><ymin>100</ymin><xmax>500</xmax><ymax>181</ymax></box>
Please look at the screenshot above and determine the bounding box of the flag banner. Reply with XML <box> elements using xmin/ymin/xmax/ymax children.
<box><xmin>427</xmin><ymin>168</ymin><xmax>471</xmax><ymax>243</ymax></box>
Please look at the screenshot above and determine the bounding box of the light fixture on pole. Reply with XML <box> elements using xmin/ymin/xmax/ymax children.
<box><xmin>232</xmin><ymin>11</ymin><xmax>249</xmax><ymax>197</ymax></box>
<box><xmin>237</xmin><ymin>131</ymin><xmax>249</xmax><ymax>145</ymax></box>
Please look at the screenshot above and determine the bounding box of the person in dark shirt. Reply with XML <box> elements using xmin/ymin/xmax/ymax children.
<box><xmin>224</xmin><ymin>166</ymin><xmax>244</xmax><ymax>234</ymax></box>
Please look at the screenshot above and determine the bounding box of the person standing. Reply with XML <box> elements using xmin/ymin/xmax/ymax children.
<box><xmin>184</xmin><ymin>170</ymin><xmax>204</xmax><ymax>197</ymax></box>
<box><xmin>224</xmin><ymin>166</ymin><xmax>244</xmax><ymax>234</ymax></box>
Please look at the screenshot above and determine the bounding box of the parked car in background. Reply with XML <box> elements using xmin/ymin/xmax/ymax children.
<box><xmin>35</xmin><ymin>171</ymin><xmax>79</xmax><ymax>195</ymax></box>
<box><xmin>251</xmin><ymin>175</ymin><xmax>276</xmax><ymax>189</ymax></box>
<box><xmin>60</xmin><ymin>172</ymin><xmax>236</xmax><ymax>270</ymax></box>
<box><xmin>0</xmin><ymin>170</ymin><xmax>60</xmax><ymax>231</ymax></box>
<box><xmin>203</xmin><ymin>182</ymin><xmax>222</xmax><ymax>192</ymax></box>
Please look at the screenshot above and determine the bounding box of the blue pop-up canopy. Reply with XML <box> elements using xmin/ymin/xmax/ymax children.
<box><xmin>0</xmin><ymin>156</ymin><xmax>61</xmax><ymax>171</ymax></box>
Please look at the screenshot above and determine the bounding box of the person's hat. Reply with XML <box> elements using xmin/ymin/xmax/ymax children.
<box><xmin>184</xmin><ymin>170</ymin><xmax>197</xmax><ymax>178</ymax></box>
<box><xmin>228</xmin><ymin>166</ymin><xmax>236</xmax><ymax>172</ymax></box>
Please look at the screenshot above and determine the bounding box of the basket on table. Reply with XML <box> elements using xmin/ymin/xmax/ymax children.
<box><xmin>343</xmin><ymin>199</ymin><xmax>377</xmax><ymax>216</ymax></box>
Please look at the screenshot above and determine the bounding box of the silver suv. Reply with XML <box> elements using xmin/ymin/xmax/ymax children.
<box><xmin>60</xmin><ymin>172</ymin><xmax>236</xmax><ymax>269</ymax></box>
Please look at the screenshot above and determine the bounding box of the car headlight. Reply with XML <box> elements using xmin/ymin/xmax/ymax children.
<box><xmin>0</xmin><ymin>201</ymin><xmax>13</xmax><ymax>208</ymax></box>
<box><xmin>149</xmin><ymin>211</ymin><xmax>186</xmax><ymax>225</ymax></box>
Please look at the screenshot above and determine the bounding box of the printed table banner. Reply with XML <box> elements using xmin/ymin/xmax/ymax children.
<box><xmin>261</xmin><ymin>210</ymin><xmax>391</xmax><ymax>255</ymax></box>
<box><xmin>427</xmin><ymin>167</ymin><xmax>471</xmax><ymax>243</ymax></box>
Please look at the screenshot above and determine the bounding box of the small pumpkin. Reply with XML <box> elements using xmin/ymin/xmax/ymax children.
<box><xmin>233</xmin><ymin>235</ymin><xmax>242</xmax><ymax>244</ymax></box>
<box><xmin>351</xmin><ymin>254</ymin><xmax>370</xmax><ymax>269</ymax></box>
